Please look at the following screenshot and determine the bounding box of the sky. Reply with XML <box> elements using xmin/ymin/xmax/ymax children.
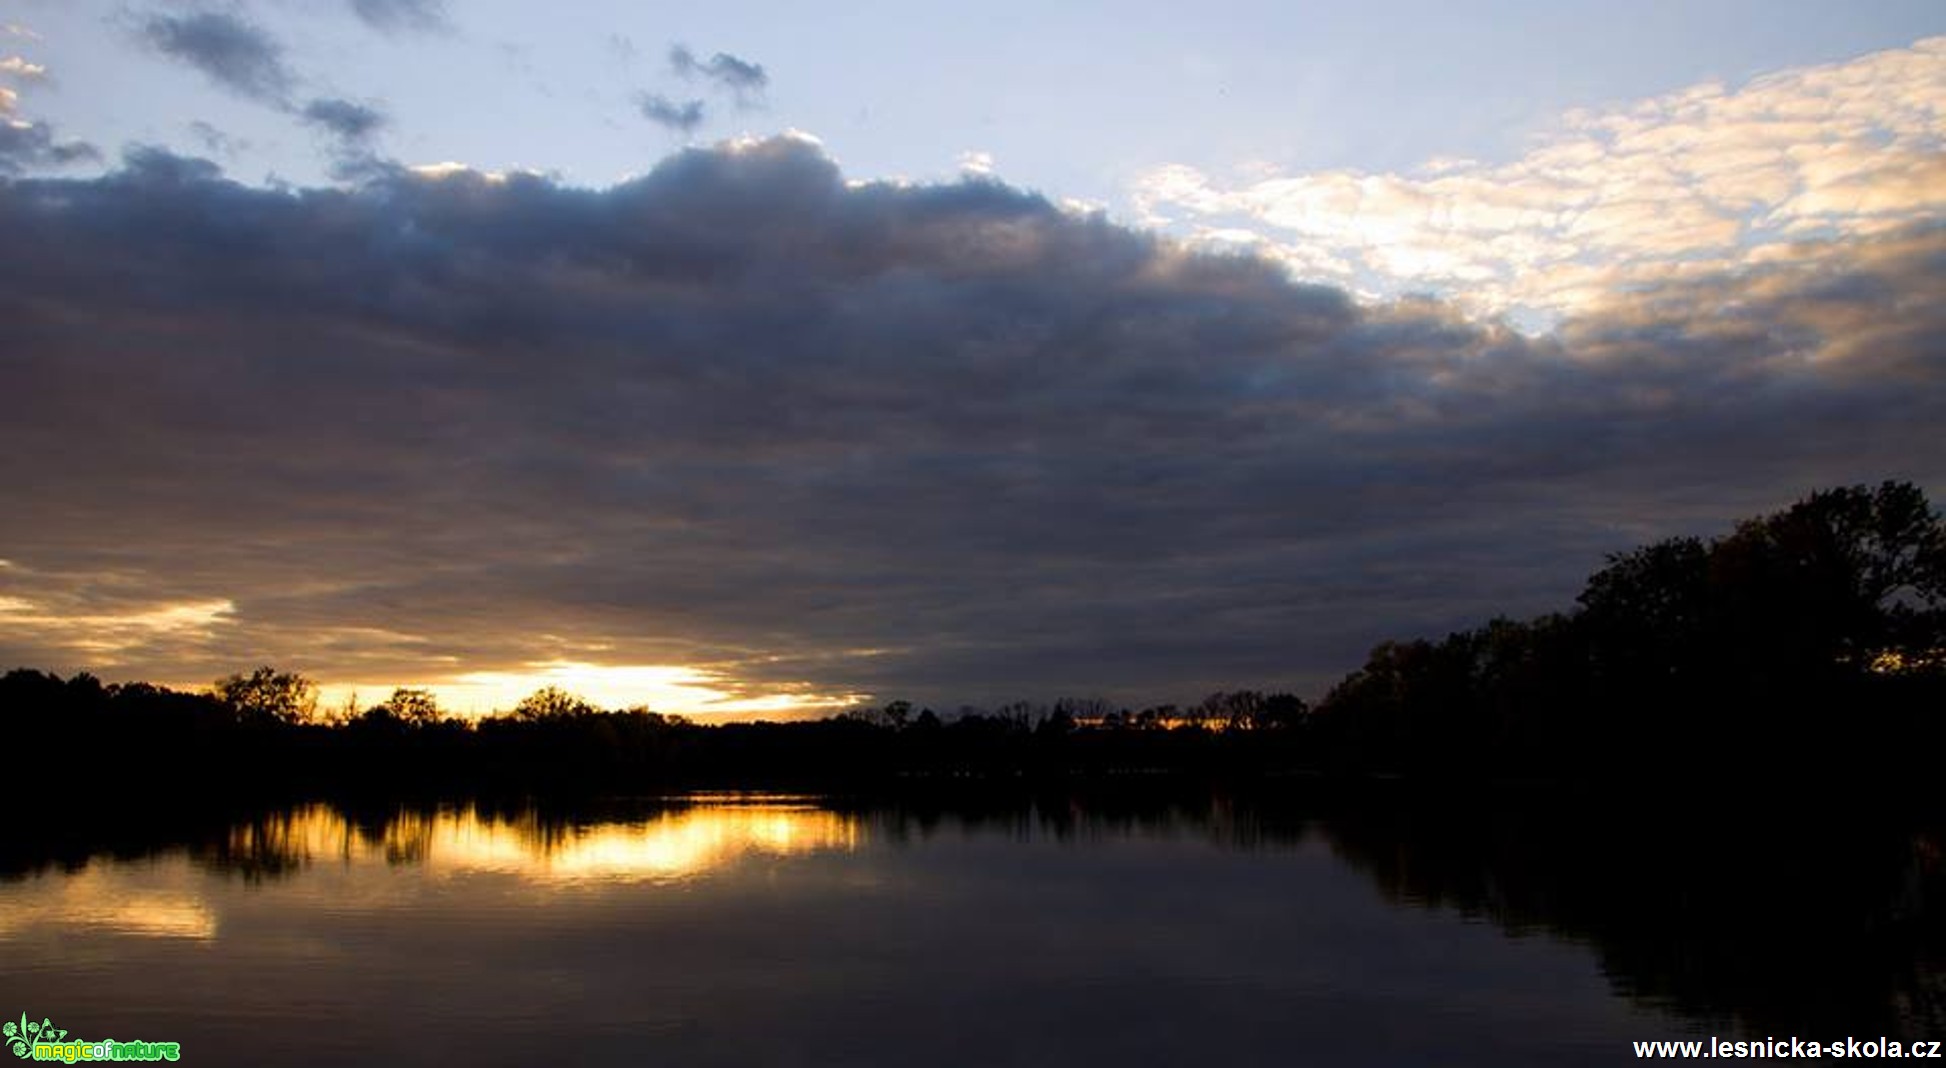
<box><xmin>1</xmin><ymin>1</ymin><xmax>1943</xmax><ymax>716</ymax></box>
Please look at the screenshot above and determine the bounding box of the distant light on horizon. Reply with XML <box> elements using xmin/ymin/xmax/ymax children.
<box><xmin>314</xmin><ymin>660</ymin><xmax>866</xmax><ymax>721</ymax></box>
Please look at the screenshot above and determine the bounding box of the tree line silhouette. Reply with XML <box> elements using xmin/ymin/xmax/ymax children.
<box><xmin>2</xmin><ymin>480</ymin><xmax>1941</xmax><ymax>800</ymax></box>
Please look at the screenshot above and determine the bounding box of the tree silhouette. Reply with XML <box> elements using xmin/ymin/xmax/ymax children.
<box><xmin>511</xmin><ymin>685</ymin><xmax>597</xmax><ymax>722</ymax></box>
<box><xmin>1311</xmin><ymin>479</ymin><xmax>1946</xmax><ymax>777</ymax></box>
<box><xmin>1710</xmin><ymin>480</ymin><xmax>1946</xmax><ymax>673</ymax></box>
<box><xmin>212</xmin><ymin>666</ymin><xmax>318</xmax><ymax>725</ymax></box>
<box><xmin>2</xmin><ymin>481</ymin><xmax>1940</xmax><ymax>796</ymax></box>
<box><xmin>375</xmin><ymin>687</ymin><xmax>443</xmax><ymax>726</ymax></box>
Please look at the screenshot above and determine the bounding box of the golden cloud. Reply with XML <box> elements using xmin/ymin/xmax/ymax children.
<box><xmin>1133</xmin><ymin>36</ymin><xmax>1946</xmax><ymax>323</ymax></box>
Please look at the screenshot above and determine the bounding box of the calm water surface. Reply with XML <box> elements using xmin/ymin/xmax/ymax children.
<box><xmin>2</xmin><ymin>794</ymin><xmax>1938</xmax><ymax>1066</ymax></box>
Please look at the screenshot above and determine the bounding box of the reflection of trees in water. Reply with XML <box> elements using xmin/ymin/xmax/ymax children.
<box><xmin>199</xmin><ymin>810</ymin><xmax>315</xmax><ymax>883</ymax></box>
<box><xmin>1311</xmin><ymin>797</ymin><xmax>1946</xmax><ymax>1041</ymax></box>
<box><xmin>0</xmin><ymin>801</ymin><xmax>463</xmax><ymax>884</ymax></box>
<box><xmin>192</xmin><ymin>803</ymin><xmax>449</xmax><ymax>881</ymax></box>
<box><xmin>864</xmin><ymin>790</ymin><xmax>1945</xmax><ymax>1039</ymax></box>
<box><xmin>857</xmin><ymin>789</ymin><xmax>1315</xmax><ymax>852</ymax></box>
<box><xmin>23</xmin><ymin>794</ymin><xmax>863</xmax><ymax>884</ymax></box>
<box><xmin>0</xmin><ymin>802</ymin><xmax>291</xmax><ymax>883</ymax></box>
<box><xmin>3</xmin><ymin>790</ymin><xmax>1938</xmax><ymax>1036</ymax></box>
<box><xmin>186</xmin><ymin>799</ymin><xmax>663</xmax><ymax>878</ymax></box>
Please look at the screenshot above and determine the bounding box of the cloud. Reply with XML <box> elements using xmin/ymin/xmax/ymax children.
<box><xmin>302</xmin><ymin>97</ymin><xmax>387</xmax><ymax>143</ymax></box>
<box><xmin>348</xmin><ymin>0</ymin><xmax>449</xmax><ymax>34</ymax></box>
<box><xmin>637</xmin><ymin>93</ymin><xmax>705</xmax><ymax>134</ymax></box>
<box><xmin>137</xmin><ymin>11</ymin><xmax>294</xmax><ymax>105</ymax></box>
<box><xmin>0</xmin><ymin>578</ymin><xmax>235</xmax><ymax>663</ymax></box>
<box><xmin>0</xmin><ymin>57</ymin><xmax>46</xmax><ymax>82</ymax></box>
<box><xmin>0</xmin><ymin>137</ymin><xmax>1939</xmax><ymax>710</ymax></box>
<box><xmin>134</xmin><ymin>12</ymin><xmax>396</xmax><ymax>176</ymax></box>
<box><xmin>1134</xmin><ymin>36</ymin><xmax>1946</xmax><ymax>323</ymax></box>
<box><xmin>669</xmin><ymin>44</ymin><xmax>768</xmax><ymax>102</ymax></box>
<box><xmin>301</xmin><ymin>98</ymin><xmax>388</xmax><ymax>179</ymax></box>
<box><xmin>0</xmin><ymin>44</ymin><xmax>95</xmax><ymax>173</ymax></box>
<box><xmin>0</xmin><ymin>120</ymin><xmax>100</xmax><ymax>174</ymax></box>
<box><xmin>187</xmin><ymin>120</ymin><xmax>244</xmax><ymax>158</ymax></box>
<box><xmin>0</xmin><ymin>50</ymin><xmax>80</xmax><ymax>176</ymax></box>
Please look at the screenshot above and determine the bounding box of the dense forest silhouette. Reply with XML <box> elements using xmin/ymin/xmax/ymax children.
<box><xmin>2</xmin><ymin>480</ymin><xmax>1941</xmax><ymax>800</ymax></box>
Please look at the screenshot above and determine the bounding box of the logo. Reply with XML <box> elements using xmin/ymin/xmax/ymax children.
<box><xmin>3</xmin><ymin>1016</ymin><xmax>179</xmax><ymax>1063</ymax></box>
<box><xmin>4</xmin><ymin>1017</ymin><xmax>63</xmax><ymax>1059</ymax></box>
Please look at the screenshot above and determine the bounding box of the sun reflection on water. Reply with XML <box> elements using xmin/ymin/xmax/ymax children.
<box><xmin>0</xmin><ymin>800</ymin><xmax>861</xmax><ymax>944</ymax></box>
<box><xmin>0</xmin><ymin>874</ymin><xmax>218</xmax><ymax>940</ymax></box>
<box><xmin>221</xmin><ymin>798</ymin><xmax>861</xmax><ymax>886</ymax></box>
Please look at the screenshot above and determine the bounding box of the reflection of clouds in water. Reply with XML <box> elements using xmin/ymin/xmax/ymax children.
<box><xmin>0</xmin><ymin>868</ymin><xmax>217</xmax><ymax>940</ymax></box>
<box><xmin>224</xmin><ymin>800</ymin><xmax>861</xmax><ymax>886</ymax></box>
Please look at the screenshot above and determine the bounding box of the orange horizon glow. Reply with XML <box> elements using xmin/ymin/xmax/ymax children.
<box><xmin>307</xmin><ymin>659</ymin><xmax>869</xmax><ymax>721</ymax></box>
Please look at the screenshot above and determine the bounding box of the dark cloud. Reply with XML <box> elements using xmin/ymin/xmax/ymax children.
<box><xmin>186</xmin><ymin>120</ymin><xmax>244</xmax><ymax>158</ymax></box>
<box><xmin>137</xmin><ymin>12</ymin><xmax>293</xmax><ymax>104</ymax></box>
<box><xmin>0</xmin><ymin>119</ymin><xmax>99</xmax><ymax>174</ymax></box>
<box><xmin>302</xmin><ymin>98</ymin><xmax>388</xmax><ymax>182</ymax></box>
<box><xmin>302</xmin><ymin>97</ymin><xmax>387</xmax><ymax>143</ymax></box>
<box><xmin>0</xmin><ymin>137</ymin><xmax>1940</xmax><ymax>708</ymax></box>
<box><xmin>348</xmin><ymin>0</ymin><xmax>449</xmax><ymax>33</ymax></box>
<box><xmin>135</xmin><ymin>13</ymin><xmax>393</xmax><ymax>176</ymax></box>
<box><xmin>669</xmin><ymin>44</ymin><xmax>768</xmax><ymax>102</ymax></box>
<box><xmin>637</xmin><ymin>93</ymin><xmax>705</xmax><ymax>133</ymax></box>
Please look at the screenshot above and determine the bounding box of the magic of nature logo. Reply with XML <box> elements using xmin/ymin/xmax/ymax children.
<box><xmin>4</xmin><ymin>1015</ymin><xmax>180</xmax><ymax>1063</ymax></box>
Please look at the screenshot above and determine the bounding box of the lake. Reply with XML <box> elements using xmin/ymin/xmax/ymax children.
<box><xmin>2</xmin><ymin>791</ymin><xmax>1939</xmax><ymax>1066</ymax></box>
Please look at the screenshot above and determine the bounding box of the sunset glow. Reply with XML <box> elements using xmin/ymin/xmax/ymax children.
<box><xmin>0</xmin><ymin>0</ymin><xmax>1939</xmax><ymax>710</ymax></box>
<box><xmin>317</xmin><ymin>660</ymin><xmax>868</xmax><ymax>719</ymax></box>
